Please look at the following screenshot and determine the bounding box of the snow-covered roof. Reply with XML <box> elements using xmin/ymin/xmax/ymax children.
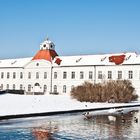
<box><xmin>53</xmin><ymin>52</ymin><xmax>140</xmax><ymax>66</ymax></box>
<box><xmin>0</xmin><ymin>52</ymin><xmax>140</xmax><ymax>68</ymax></box>
<box><xmin>0</xmin><ymin>57</ymin><xmax>32</xmax><ymax>68</ymax></box>
<box><xmin>1</xmin><ymin>37</ymin><xmax>139</xmax><ymax>68</ymax></box>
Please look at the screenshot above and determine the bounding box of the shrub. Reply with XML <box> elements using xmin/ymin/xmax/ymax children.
<box><xmin>71</xmin><ymin>80</ymin><xmax>138</xmax><ymax>103</ymax></box>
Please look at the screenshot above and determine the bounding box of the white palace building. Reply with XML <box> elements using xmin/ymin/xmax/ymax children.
<box><xmin>0</xmin><ymin>38</ymin><xmax>140</xmax><ymax>96</ymax></box>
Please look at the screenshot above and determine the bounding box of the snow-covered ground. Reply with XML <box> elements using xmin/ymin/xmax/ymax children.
<box><xmin>0</xmin><ymin>94</ymin><xmax>140</xmax><ymax>117</ymax></box>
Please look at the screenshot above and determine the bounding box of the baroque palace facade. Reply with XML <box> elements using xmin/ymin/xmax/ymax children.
<box><xmin>0</xmin><ymin>38</ymin><xmax>140</xmax><ymax>96</ymax></box>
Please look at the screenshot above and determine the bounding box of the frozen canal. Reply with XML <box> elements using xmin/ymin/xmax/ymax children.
<box><xmin>0</xmin><ymin>107</ymin><xmax>140</xmax><ymax>140</ymax></box>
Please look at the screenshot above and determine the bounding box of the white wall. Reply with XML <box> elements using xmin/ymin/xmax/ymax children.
<box><xmin>0</xmin><ymin>60</ymin><xmax>52</xmax><ymax>95</ymax></box>
<box><xmin>96</xmin><ymin>65</ymin><xmax>140</xmax><ymax>97</ymax></box>
<box><xmin>52</xmin><ymin>66</ymin><xmax>95</xmax><ymax>94</ymax></box>
<box><xmin>0</xmin><ymin>68</ymin><xmax>24</xmax><ymax>90</ymax></box>
<box><xmin>0</xmin><ymin>62</ymin><xmax>140</xmax><ymax>97</ymax></box>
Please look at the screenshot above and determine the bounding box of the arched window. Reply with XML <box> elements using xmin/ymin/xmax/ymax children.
<box><xmin>71</xmin><ymin>85</ymin><xmax>74</xmax><ymax>90</ymax></box>
<box><xmin>6</xmin><ymin>84</ymin><xmax>9</xmax><ymax>89</ymax></box>
<box><xmin>63</xmin><ymin>85</ymin><xmax>66</xmax><ymax>93</ymax></box>
<box><xmin>54</xmin><ymin>85</ymin><xmax>57</xmax><ymax>92</ymax></box>
<box><xmin>35</xmin><ymin>83</ymin><xmax>40</xmax><ymax>86</ymax></box>
<box><xmin>0</xmin><ymin>84</ymin><xmax>3</xmax><ymax>90</ymax></box>
<box><xmin>20</xmin><ymin>84</ymin><xmax>23</xmax><ymax>90</ymax></box>
<box><xmin>28</xmin><ymin>84</ymin><xmax>32</xmax><ymax>92</ymax></box>
<box><xmin>13</xmin><ymin>84</ymin><xmax>15</xmax><ymax>90</ymax></box>
<box><xmin>44</xmin><ymin>85</ymin><xmax>47</xmax><ymax>92</ymax></box>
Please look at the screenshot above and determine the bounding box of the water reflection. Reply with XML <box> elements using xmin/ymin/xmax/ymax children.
<box><xmin>32</xmin><ymin>122</ymin><xmax>58</xmax><ymax>140</ymax></box>
<box><xmin>0</xmin><ymin>107</ymin><xmax>140</xmax><ymax>140</ymax></box>
<box><xmin>81</xmin><ymin>108</ymin><xmax>140</xmax><ymax>139</ymax></box>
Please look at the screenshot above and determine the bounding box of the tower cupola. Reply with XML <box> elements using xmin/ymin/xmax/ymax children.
<box><xmin>40</xmin><ymin>38</ymin><xmax>55</xmax><ymax>50</ymax></box>
<box><xmin>32</xmin><ymin>38</ymin><xmax>58</xmax><ymax>62</ymax></box>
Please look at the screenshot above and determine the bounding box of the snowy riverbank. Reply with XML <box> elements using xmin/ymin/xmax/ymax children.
<box><xmin>0</xmin><ymin>94</ymin><xmax>140</xmax><ymax>118</ymax></box>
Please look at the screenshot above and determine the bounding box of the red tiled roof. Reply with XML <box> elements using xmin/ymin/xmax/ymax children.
<box><xmin>32</xmin><ymin>50</ymin><xmax>58</xmax><ymax>62</ymax></box>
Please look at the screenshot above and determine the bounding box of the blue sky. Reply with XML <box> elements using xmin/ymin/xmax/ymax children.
<box><xmin>0</xmin><ymin>0</ymin><xmax>140</xmax><ymax>59</ymax></box>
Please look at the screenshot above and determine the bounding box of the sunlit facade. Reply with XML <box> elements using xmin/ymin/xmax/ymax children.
<box><xmin>0</xmin><ymin>38</ymin><xmax>140</xmax><ymax>96</ymax></box>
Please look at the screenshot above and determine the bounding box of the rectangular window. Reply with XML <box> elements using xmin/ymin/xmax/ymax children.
<box><xmin>7</xmin><ymin>72</ymin><xmax>10</xmax><ymax>79</ymax></box>
<box><xmin>44</xmin><ymin>85</ymin><xmax>47</xmax><ymax>92</ymax></box>
<box><xmin>44</xmin><ymin>72</ymin><xmax>47</xmax><ymax>79</ymax></box>
<box><xmin>63</xmin><ymin>72</ymin><xmax>67</xmax><ymax>79</ymax></box>
<box><xmin>80</xmin><ymin>71</ymin><xmax>84</xmax><ymax>79</ymax></box>
<box><xmin>89</xmin><ymin>71</ymin><xmax>93</xmax><ymax>79</ymax></box>
<box><xmin>63</xmin><ymin>85</ymin><xmax>66</xmax><ymax>93</ymax></box>
<box><xmin>28</xmin><ymin>84</ymin><xmax>31</xmax><ymax>92</ymax></box>
<box><xmin>71</xmin><ymin>85</ymin><xmax>74</xmax><ymax>90</ymax></box>
<box><xmin>108</xmin><ymin>71</ymin><xmax>112</xmax><ymax>79</ymax></box>
<box><xmin>13</xmin><ymin>84</ymin><xmax>15</xmax><ymax>90</ymax></box>
<box><xmin>118</xmin><ymin>71</ymin><xmax>122</xmax><ymax>79</ymax></box>
<box><xmin>6</xmin><ymin>84</ymin><xmax>9</xmax><ymax>89</ymax></box>
<box><xmin>1</xmin><ymin>72</ymin><xmax>4</xmax><ymax>79</ymax></box>
<box><xmin>54</xmin><ymin>85</ymin><xmax>57</xmax><ymax>92</ymax></box>
<box><xmin>98</xmin><ymin>71</ymin><xmax>102</xmax><ymax>79</ymax></box>
<box><xmin>54</xmin><ymin>72</ymin><xmax>57</xmax><ymax>79</ymax></box>
<box><xmin>28</xmin><ymin>72</ymin><xmax>31</xmax><ymax>79</ymax></box>
<box><xmin>20</xmin><ymin>84</ymin><xmax>23</xmax><ymax>90</ymax></box>
<box><xmin>20</xmin><ymin>72</ymin><xmax>23</xmax><ymax>79</ymax></box>
<box><xmin>128</xmin><ymin>71</ymin><xmax>133</xmax><ymax>79</ymax></box>
<box><xmin>13</xmin><ymin>72</ymin><xmax>16</xmax><ymax>79</ymax></box>
<box><xmin>71</xmin><ymin>72</ymin><xmax>75</xmax><ymax>79</ymax></box>
<box><xmin>36</xmin><ymin>72</ymin><xmax>39</xmax><ymax>79</ymax></box>
<box><xmin>0</xmin><ymin>84</ymin><xmax>3</xmax><ymax>90</ymax></box>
